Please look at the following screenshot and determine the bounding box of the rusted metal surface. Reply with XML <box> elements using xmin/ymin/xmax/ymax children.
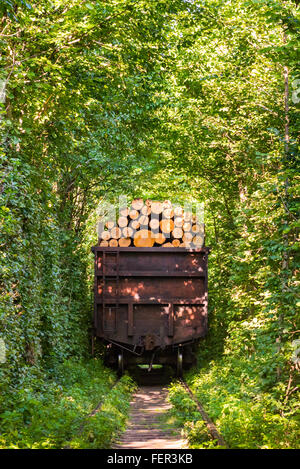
<box><xmin>92</xmin><ymin>247</ymin><xmax>209</xmax><ymax>365</ymax></box>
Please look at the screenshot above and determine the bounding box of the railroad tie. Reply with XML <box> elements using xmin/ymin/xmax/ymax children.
<box><xmin>113</xmin><ymin>385</ymin><xmax>187</xmax><ymax>449</ymax></box>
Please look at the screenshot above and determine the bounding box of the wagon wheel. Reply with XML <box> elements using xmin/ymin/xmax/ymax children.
<box><xmin>117</xmin><ymin>351</ymin><xmax>124</xmax><ymax>376</ymax></box>
<box><xmin>177</xmin><ymin>348</ymin><xmax>183</xmax><ymax>377</ymax></box>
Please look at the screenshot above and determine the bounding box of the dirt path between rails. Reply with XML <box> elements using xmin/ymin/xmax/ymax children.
<box><xmin>113</xmin><ymin>385</ymin><xmax>187</xmax><ymax>449</ymax></box>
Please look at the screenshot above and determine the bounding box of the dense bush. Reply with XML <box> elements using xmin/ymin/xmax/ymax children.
<box><xmin>0</xmin><ymin>359</ymin><xmax>135</xmax><ymax>449</ymax></box>
<box><xmin>167</xmin><ymin>382</ymin><xmax>218</xmax><ymax>449</ymax></box>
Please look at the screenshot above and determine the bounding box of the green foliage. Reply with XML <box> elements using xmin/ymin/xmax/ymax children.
<box><xmin>0</xmin><ymin>359</ymin><xmax>135</xmax><ymax>449</ymax></box>
<box><xmin>168</xmin><ymin>382</ymin><xmax>200</xmax><ymax>425</ymax></box>
<box><xmin>167</xmin><ymin>382</ymin><xmax>216</xmax><ymax>449</ymax></box>
<box><xmin>68</xmin><ymin>375</ymin><xmax>136</xmax><ymax>449</ymax></box>
<box><xmin>0</xmin><ymin>0</ymin><xmax>299</xmax><ymax>450</ymax></box>
<box><xmin>182</xmin><ymin>342</ymin><xmax>300</xmax><ymax>449</ymax></box>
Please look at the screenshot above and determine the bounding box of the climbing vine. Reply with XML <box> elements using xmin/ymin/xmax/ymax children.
<box><xmin>0</xmin><ymin>0</ymin><xmax>299</xmax><ymax>449</ymax></box>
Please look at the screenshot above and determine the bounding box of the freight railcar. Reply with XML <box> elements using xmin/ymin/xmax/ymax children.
<box><xmin>91</xmin><ymin>246</ymin><xmax>209</xmax><ymax>375</ymax></box>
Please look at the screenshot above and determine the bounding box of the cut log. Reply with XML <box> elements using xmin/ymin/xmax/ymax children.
<box><xmin>130</xmin><ymin>220</ymin><xmax>140</xmax><ymax>230</ymax></box>
<box><xmin>100</xmin><ymin>230</ymin><xmax>111</xmax><ymax>241</ymax></box>
<box><xmin>160</xmin><ymin>219</ymin><xmax>174</xmax><ymax>234</ymax></box>
<box><xmin>149</xmin><ymin>217</ymin><xmax>160</xmax><ymax>230</ymax></box>
<box><xmin>151</xmin><ymin>201</ymin><xmax>163</xmax><ymax>215</ymax></box>
<box><xmin>98</xmin><ymin>200</ymin><xmax>205</xmax><ymax>249</ymax></box>
<box><xmin>153</xmin><ymin>232</ymin><xmax>166</xmax><ymax>244</ymax></box>
<box><xmin>162</xmin><ymin>208</ymin><xmax>174</xmax><ymax>219</ymax></box>
<box><xmin>192</xmin><ymin>235</ymin><xmax>204</xmax><ymax>247</ymax></box>
<box><xmin>191</xmin><ymin>225</ymin><xmax>205</xmax><ymax>236</ymax></box>
<box><xmin>111</xmin><ymin>226</ymin><xmax>122</xmax><ymax>239</ymax></box>
<box><xmin>182</xmin><ymin>232</ymin><xmax>193</xmax><ymax>242</ymax></box>
<box><xmin>141</xmin><ymin>205</ymin><xmax>151</xmax><ymax>216</ymax></box>
<box><xmin>174</xmin><ymin>206</ymin><xmax>183</xmax><ymax>217</ymax></box>
<box><xmin>162</xmin><ymin>200</ymin><xmax>172</xmax><ymax>209</ymax></box>
<box><xmin>172</xmin><ymin>227</ymin><xmax>183</xmax><ymax>239</ymax></box>
<box><xmin>129</xmin><ymin>209</ymin><xmax>139</xmax><ymax>220</ymax></box>
<box><xmin>99</xmin><ymin>240</ymin><xmax>109</xmax><ymax>247</ymax></box>
<box><xmin>138</xmin><ymin>215</ymin><xmax>149</xmax><ymax>226</ymax></box>
<box><xmin>197</xmin><ymin>223</ymin><xmax>205</xmax><ymax>234</ymax></box>
<box><xmin>179</xmin><ymin>242</ymin><xmax>191</xmax><ymax>248</ymax></box>
<box><xmin>192</xmin><ymin>223</ymin><xmax>201</xmax><ymax>233</ymax></box>
<box><xmin>174</xmin><ymin>216</ymin><xmax>183</xmax><ymax>227</ymax></box>
<box><xmin>183</xmin><ymin>221</ymin><xmax>192</xmax><ymax>232</ymax></box>
<box><xmin>183</xmin><ymin>211</ymin><xmax>192</xmax><ymax>222</ymax></box>
<box><xmin>119</xmin><ymin>207</ymin><xmax>129</xmax><ymax>217</ymax></box>
<box><xmin>119</xmin><ymin>237</ymin><xmax>131</xmax><ymax>247</ymax></box>
<box><xmin>123</xmin><ymin>226</ymin><xmax>133</xmax><ymax>238</ymax></box>
<box><xmin>105</xmin><ymin>220</ymin><xmax>115</xmax><ymax>230</ymax></box>
<box><xmin>109</xmin><ymin>239</ymin><xmax>118</xmax><ymax>247</ymax></box>
<box><xmin>118</xmin><ymin>216</ymin><xmax>128</xmax><ymax>228</ymax></box>
<box><xmin>131</xmin><ymin>198</ymin><xmax>144</xmax><ymax>211</ymax></box>
<box><xmin>134</xmin><ymin>230</ymin><xmax>155</xmax><ymax>247</ymax></box>
<box><xmin>172</xmin><ymin>239</ymin><xmax>180</xmax><ymax>247</ymax></box>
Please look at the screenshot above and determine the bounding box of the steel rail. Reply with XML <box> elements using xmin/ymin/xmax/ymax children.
<box><xmin>63</xmin><ymin>377</ymin><xmax>121</xmax><ymax>449</ymax></box>
<box><xmin>180</xmin><ymin>378</ymin><xmax>227</xmax><ymax>448</ymax></box>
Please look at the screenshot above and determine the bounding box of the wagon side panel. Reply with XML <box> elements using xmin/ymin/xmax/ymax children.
<box><xmin>93</xmin><ymin>247</ymin><xmax>209</xmax><ymax>349</ymax></box>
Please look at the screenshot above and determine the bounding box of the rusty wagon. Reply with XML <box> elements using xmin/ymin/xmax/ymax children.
<box><xmin>91</xmin><ymin>246</ymin><xmax>209</xmax><ymax>375</ymax></box>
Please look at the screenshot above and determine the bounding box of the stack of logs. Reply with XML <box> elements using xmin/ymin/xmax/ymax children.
<box><xmin>98</xmin><ymin>199</ymin><xmax>205</xmax><ymax>248</ymax></box>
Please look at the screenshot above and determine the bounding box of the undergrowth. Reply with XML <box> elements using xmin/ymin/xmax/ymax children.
<box><xmin>168</xmin><ymin>346</ymin><xmax>299</xmax><ymax>450</ymax></box>
<box><xmin>167</xmin><ymin>382</ymin><xmax>220</xmax><ymax>449</ymax></box>
<box><xmin>0</xmin><ymin>359</ymin><xmax>136</xmax><ymax>449</ymax></box>
<box><xmin>184</xmin><ymin>356</ymin><xmax>299</xmax><ymax>449</ymax></box>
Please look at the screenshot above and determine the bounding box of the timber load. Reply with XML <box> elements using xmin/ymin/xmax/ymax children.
<box><xmin>98</xmin><ymin>199</ymin><xmax>205</xmax><ymax>248</ymax></box>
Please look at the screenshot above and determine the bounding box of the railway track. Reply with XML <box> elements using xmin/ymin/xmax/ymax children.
<box><xmin>63</xmin><ymin>377</ymin><xmax>121</xmax><ymax>449</ymax></box>
<box><xmin>179</xmin><ymin>379</ymin><xmax>227</xmax><ymax>448</ymax></box>
<box><xmin>112</xmin><ymin>371</ymin><xmax>227</xmax><ymax>449</ymax></box>
<box><xmin>63</xmin><ymin>368</ymin><xmax>226</xmax><ymax>449</ymax></box>
<box><xmin>113</xmin><ymin>384</ymin><xmax>187</xmax><ymax>449</ymax></box>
